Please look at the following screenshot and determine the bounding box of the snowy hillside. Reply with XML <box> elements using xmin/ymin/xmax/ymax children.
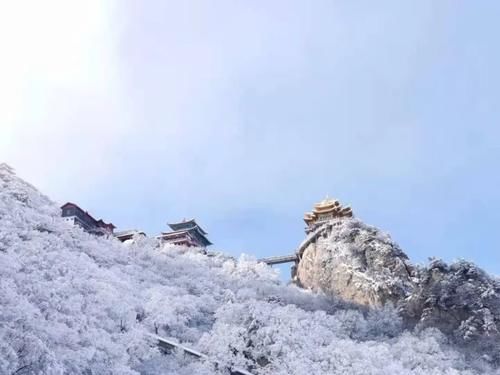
<box><xmin>295</xmin><ymin>218</ymin><xmax>500</xmax><ymax>352</ymax></box>
<box><xmin>0</xmin><ymin>164</ymin><xmax>497</xmax><ymax>374</ymax></box>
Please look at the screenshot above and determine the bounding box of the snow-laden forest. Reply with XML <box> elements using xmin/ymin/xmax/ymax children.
<box><xmin>0</xmin><ymin>163</ymin><xmax>497</xmax><ymax>374</ymax></box>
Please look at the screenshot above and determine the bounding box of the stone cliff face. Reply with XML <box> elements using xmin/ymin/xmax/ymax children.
<box><xmin>405</xmin><ymin>259</ymin><xmax>500</xmax><ymax>340</ymax></box>
<box><xmin>295</xmin><ymin>218</ymin><xmax>416</xmax><ymax>307</ymax></box>
<box><xmin>294</xmin><ymin>214</ymin><xmax>500</xmax><ymax>360</ymax></box>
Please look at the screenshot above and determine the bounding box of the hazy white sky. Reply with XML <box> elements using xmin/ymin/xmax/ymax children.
<box><xmin>2</xmin><ymin>1</ymin><xmax>500</xmax><ymax>277</ymax></box>
<box><xmin>0</xmin><ymin>1</ymin><xmax>127</xmax><ymax>195</ymax></box>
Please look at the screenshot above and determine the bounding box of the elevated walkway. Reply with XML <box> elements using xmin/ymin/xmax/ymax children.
<box><xmin>258</xmin><ymin>254</ymin><xmax>297</xmax><ymax>265</ymax></box>
<box><xmin>258</xmin><ymin>223</ymin><xmax>331</xmax><ymax>266</ymax></box>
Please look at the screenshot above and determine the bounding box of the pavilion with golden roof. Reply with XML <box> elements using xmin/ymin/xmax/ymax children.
<box><xmin>303</xmin><ymin>196</ymin><xmax>353</xmax><ymax>231</ymax></box>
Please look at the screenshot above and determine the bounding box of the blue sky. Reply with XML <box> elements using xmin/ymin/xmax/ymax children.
<box><xmin>2</xmin><ymin>1</ymin><xmax>499</xmax><ymax>278</ymax></box>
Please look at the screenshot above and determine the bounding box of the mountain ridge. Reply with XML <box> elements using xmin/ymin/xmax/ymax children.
<box><xmin>0</xmin><ymin>163</ymin><xmax>498</xmax><ymax>374</ymax></box>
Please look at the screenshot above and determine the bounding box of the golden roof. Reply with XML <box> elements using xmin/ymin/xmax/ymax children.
<box><xmin>312</xmin><ymin>196</ymin><xmax>339</xmax><ymax>214</ymax></box>
<box><xmin>314</xmin><ymin>195</ymin><xmax>340</xmax><ymax>207</ymax></box>
<box><xmin>305</xmin><ymin>195</ymin><xmax>354</xmax><ymax>223</ymax></box>
<box><xmin>303</xmin><ymin>212</ymin><xmax>316</xmax><ymax>221</ymax></box>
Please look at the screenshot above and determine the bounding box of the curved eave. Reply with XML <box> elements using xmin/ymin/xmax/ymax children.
<box><xmin>168</xmin><ymin>219</ymin><xmax>208</xmax><ymax>235</ymax></box>
<box><xmin>313</xmin><ymin>208</ymin><xmax>336</xmax><ymax>215</ymax></box>
<box><xmin>314</xmin><ymin>206</ymin><xmax>335</xmax><ymax>211</ymax></box>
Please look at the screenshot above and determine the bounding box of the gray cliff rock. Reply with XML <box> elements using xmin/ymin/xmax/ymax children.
<box><xmin>406</xmin><ymin>259</ymin><xmax>500</xmax><ymax>340</ymax></box>
<box><xmin>295</xmin><ymin>218</ymin><xmax>416</xmax><ymax>307</ymax></box>
<box><xmin>294</xmin><ymin>215</ymin><xmax>500</xmax><ymax>361</ymax></box>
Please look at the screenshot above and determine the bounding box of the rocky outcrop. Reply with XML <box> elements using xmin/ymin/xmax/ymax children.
<box><xmin>295</xmin><ymin>218</ymin><xmax>416</xmax><ymax>307</ymax></box>
<box><xmin>406</xmin><ymin>259</ymin><xmax>500</xmax><ymax>339</ymax></box>
<box><xmin>295</xmin><ymin>216</ymin><xmax>500</xmax><ymax>360</ymax></box>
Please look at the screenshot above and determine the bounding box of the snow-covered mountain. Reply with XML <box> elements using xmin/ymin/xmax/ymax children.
<box><xmin>295</xmin><ymin>217</ymin><xmax>500</xmax><ymax>366</ymax></box>
<box><xmin>0</xmin><ymin>163</ymin><xmax>498</xmax><ymax>374</ymax></box>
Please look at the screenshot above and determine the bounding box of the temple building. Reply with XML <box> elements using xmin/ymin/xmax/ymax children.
<box><xmin>115</xmin><ymin>229</ymin><xmax>146</xmax><ymax>243</ymax></box>
<box><xmin>158</xmin><ymin>219</ymin><xmax>212</xmax><ymax>248</ymax></box>
<box><xmin>61</xmin><ymin>202</ymin><xmax>115</xmax><ymax>236</ymax></box>
<box><xmin>303</xmin><ymin>196</ymin><xmax>353</xmax><ymax>233</ymax></box>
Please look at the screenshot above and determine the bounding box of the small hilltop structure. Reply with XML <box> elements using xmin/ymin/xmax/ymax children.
<box><xmin>115</xmin><ymin>229</ymin><xmax>146</xmax><ymax>243</ymax></box>
<box><xmin>303</xmin><ymin>196</ymin><xmax>352</xmax><ymax>233</ymax></box>
<box><xmin>60</xmin><ymin>201</ymin><xmax>213</xmax><ymax>248</ymax></box>
<box><xmin>258</xmin><ymin>196</ymin><xmax>353</xmax><ymax>273</ymax></box>
<box><xmin>158</xmin><ymin>219</ymin><xmax>212</xmax><ymax>248</ymax></box>
<box><xmin>61</xmin><ymin>202</ymin><xmax>115</xmax><ymax>236</ymax></box>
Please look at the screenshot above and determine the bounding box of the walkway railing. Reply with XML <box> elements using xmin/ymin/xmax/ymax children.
<box><xmin>257</xmin><ymin>254</ymin><xmax>297</xmax><ymax>265</ymax></box>
<box><xmin>258</xmin><ymin>223</ymin><xmax>330</xmax><ymax>266</ymax></box>
<box><xmin>143</xmin><ymin>332</ymin><xmax>254</xmax><ymax>375</ymax></box>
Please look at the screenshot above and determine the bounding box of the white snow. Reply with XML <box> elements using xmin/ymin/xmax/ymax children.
<box><xmin>0</xmin><ymin>164</ymin><xmax>494</xmax><ymax>374</ymax></box>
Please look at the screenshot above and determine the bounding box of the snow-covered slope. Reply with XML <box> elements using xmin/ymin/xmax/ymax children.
<box><xmin>295</xmin><ymin>216</ymin><xmax>500</xmax><ymax>365</ymax></box>
<box><xmin>0</xmin><ymin>164</ymin><xmax>496</xmax><ymax>374</ymax></box>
